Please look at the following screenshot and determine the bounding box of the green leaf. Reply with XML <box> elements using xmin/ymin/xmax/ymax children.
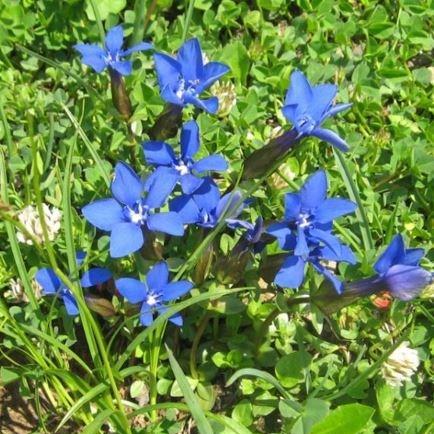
<box><xmin>290</xmin><ymin>399</ymin><xmax>330</xmax><ymax>434</ymax></box>
<box><xmin>85</xmin><ymin>0</ymin><xmax>126</xmax><ymax>21</ymax></box>
<box><xmin>0</xmin><ymin>367</ymin><xmax>21</xmax><ymax>385</ymax></box>
<box><xmin>82</xmin><ymin>409</ymin><xmax>118</xmax><ymax>434</ymax></box>
<box><xmin>221</xmin><ymin>41</ymin><xmax>250</xmax><ymax>85</ymax></box>
<box><xmin>166</xmin><ymin>344</ymin><xmax>213</xmax><ymax>434</ymax></box>
<box><xmin>310</xmin><ymin>404</ymin><xmax>374</xmax><ymax>434</ymax></box>
<box><xmin>275</xmin><ymin>352</ymin><xmax>312</xmax><ymax>388</ymax></box>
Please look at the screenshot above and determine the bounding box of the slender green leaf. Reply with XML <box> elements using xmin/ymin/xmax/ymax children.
<box><xmin>166</xmin><ymin>344</ymin><xmax>213</xmax><ymax>434</ymax></box>
<box><xmin>82</xmin><ymin>409</ymin><xmax>118</xmax><ymax>434</ymax></box>
<box><xmin>62</xmin><ymin>103</ymin><xmax>111</xmax><ymax>187</ymax></box>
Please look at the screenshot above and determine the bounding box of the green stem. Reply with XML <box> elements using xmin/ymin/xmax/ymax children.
<box><xmin>89</xmin><ymin>0</ymin><xmax>105</xmax><ymax>44</ymax></box>
<box><xmin>182</xmin><ymin>0</ymin><xmax>196</xmax><ymax>42</ymax></box>
<box><xmin>189</xmin><ymin>312</ymin><xmax>212</xmax><ymax>379</ymax></box>
<box><xmin>333</xmin><ymin>149</ymin><xmax>374</xmax><ymax>251</ymax></box>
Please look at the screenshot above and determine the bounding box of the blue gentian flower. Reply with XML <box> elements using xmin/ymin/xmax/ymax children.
<box><xmin>267</xmin><ymin>170</ymin><xmax>357</xmax><ymax>292</ymax></box>
<box><xmin>143</xmin><ymin>120</ymin><xmax>228</xmax><ymax>195</ymax></box>
<box><xmin>154</xmin><ymin>38</ymin><xmax>230</xmax><ymax>113</ymax></box>
<box><xmin>74</xmin><ymin>25</ymin><xmax>152</xmax><ymax>76</ymax></box>
<box><xmin>116</xmin><ymin>261</ymin><xmax>193</xmax><ymax>326</ymax></box>
<box><xmin>373</xmin><ymin>234</ymin><xmax>432</xmax><ymax>300</ymax></box>
<box><xmin>170</xmin><ymin>179</ymin><xmax>243</xmax><ymax>228</ymax></box>
<box><xmin>82</xmin><ymin>162</ymin><xmax>184</xmax><ymax>258</ymax></box>
<box><xmin>35</xmin><ymin>255</ymin><xmax>112</xmax><ymax>316</ymax></box>
<box><xmin>282</xmin><ymin>71</ymin><xmax>352</xmax><ymax>151</ymax></box>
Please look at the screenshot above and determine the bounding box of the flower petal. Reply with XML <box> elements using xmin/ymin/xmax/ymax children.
<box><xmin>192</xmin><ymin>177</ymin><xmax>220</xmax><ymax>212</ymax></box>
<box><xmin>311</xmin><ymin>128</ymin><xmax>349</xmax><ymax>152</ymax></box>
<box><xmin>315</xmin><ymin>198</ymin><xmax>357</xmax><ymax>223</ymax></box>
<box><xmin>111</xmin><ymin>60</ymin><xmax>132</xmax><ymax>76</ymax></box>
<box><xmin>284</xmin><ymin>193</ymin><xmax>301</xmax><ymax>221</ymax></box>
<box><xmin>180</xmin><ymin>174</ymin><xmax>203</xmax><ymax>194</ymax></box>
<box><xmin>111</xmin><ymin>162</ymin><xmax>143</xmax><ymax>207</ymax></box>
<box><xmin>311</xmin><ymin>261</ymin><xmax>343</xmax><ymax>294</ymax></box>
<box><xmin>161</xmin><ymin>281</ymin><xmax>193</xmax><ymax>302</ymax></box>
<box><xmin>197</xmin><ymin>61</ymin><xmax>230</xmax><ymax>92</ymax></box>
<box><xmin>177</xmin><ymin>38</ymin><xmax>203</xmax><ymax>81</ymax></box>
<box><xmin>193</xmin><ymin>155</ymin><xmax>228</xmax><ymax>173</ymax></box>
<box><xmin>147</xmin><ymin>212</ymin><xmax>184</xmax><ymax>236</ymax></box>
<box><xmin>300</xmin><ymin>170</ymin><xmax>328</xmax><ymax>210</ymax></box>
<box><xmin>309</xmin><ymin>228</ymin><xmax>342</xmax><ymax>256</ymax></box>
<box><xmin>116</xmin><ymin>278</ymin><xmax>147</xmax><ymax>303</ymax></box>
<box><xmin>274</xmin><ymin>255</ymin><xmax>306</xmax><ymax>289</ymax></box>
<box><xmin>402</xmin><ymin>248</ymin><xmax>425</xmax><ymax>266</ymax></box>
<box><xmin>324</xmin><ymin>103</ymin><xmax>352</xmax><ymax>120</ymax></box>
<box><xmin>267</xmin><ymin>222</ymin><xmax>293</xmax><ymax>250</ymax></box>
<box><xmin>284</xmin><ymin>71</ymin><xmax>313</xmax><ymax>107</ymax></box>
<box><xmin>122</xmin><ymin>41</ymin><xmax>153</xmax><ymax>56</ymax></box>
<box><xmin>310</xmin><ymin>84</ymin><xmax>337</xmax><ymax>122</ymax></box>
<box><xmin>385</xmin><ymin>264</ymin><xmax>432</xmax><ymax>301</ymax></box>
<box><xmin>180</xmin><ymin>120</ymin><xmax>200</xmax><ymax>159</ymax></box>
<box><xmin>62</xmin><ymin>292</ymin><xmax>79</xmax><ymax>316</ymax></box>
<box><xmin>154</xmin><ymin>53</ymin><xmax>182</xmax><ymax>88</ymax></box>
<box><xmin>374</xmin><ymin>234</ymin><xmax>405</xmax><ymax>275</ymax></box>
<box><xmin>140</xmin><ymin>304</ymin><xmax>154</xmax><ymax>326</ymax></box>
<box><xmin>82</xmin><ymin>198</ymin><xmax>124</xmax><ymax>231</ymax></box>
<box><xmin>147</xmin><ymin>261</ymin><xmax>169</xmax><ymax>290</ymax></box>
<box><xmin>35</xmin><ymin>268</ymin><xmax>61</xmax><ymax>294</ymax></box>
<box><xmin>157</xmin><ymin>305</ymin><xmax>183</xmax><ymax>326</ymax></box>
<box><xmin>216</xmin><ymin>191</ymin><xmax>243</xmax><ymax>220</ymax></box>
<box><xmin>80</xmin><ymin>268</ymin><xmax>112</xmax><ymax>288</ymax></box>
<box><xmin>110</xmin><ymin>222</ymin><xmax>144</xmax><ymax>258</ymax></box>
<box><xmin>169</xmin><ymin>195</ymin><xmax>201</xmax><ymax>224</ymax></box>
<box><xmin>74</xmin><ymin>43</ymin><xmax>105</xmax><ymax>57</ymax></box>
<box><xmin>294</xmin><ymin>227</ymin><xmax>310</xmax><ymax>257</ymax></box>
<box><xmin>184</xmin><ymin>94</ymin><xmax>218</xmax><ymax>114</ymax></box>
<box><xmin>145</xmin><ymin>170</ymin><xmax>179</xmax><ymax>209</ymax></box>
<box><xmin>105</xmin><ymin>25</ymin><xmax>124</xmax><ymax>54</ymax></box>
<box><xmin>142</xmin><ymin>141</ymin><xmax>176</xmax><ymax>166</ymax></box>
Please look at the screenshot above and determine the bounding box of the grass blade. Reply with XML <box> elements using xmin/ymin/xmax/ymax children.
<box><xmin>115</xmin><ymin>287</ymin><xmax>253</xmax><ymax>370</ymax></box>
<box><xmin>15</xmin><ymin>44</ymin><xmax>104</xmax><ymax>101</ymax></box>
<box><xmin>333</xmin><ymin>149</ymin><xmax>374</xmax><ymax>251</ymax></box>
<box><xmin>62</xmin><ymin>103</ymin><xmax>111</xmax><ymax>187</ymax></box>
<box><xmin>226</xmin><ymin>368</ymin><xmax>295</xmax><ymax>402</ymax></box>
<box><xmin>82</xmin><ymin>409</ymin><xmax>118</xmax><ymax>434</ymax></box>
<box><xmin>0</xmin><ymin>150</ymin><xmax>39</xmax><ymax>310</ymax></box>
<box><xmin>166</xmin><ymin>344</ymin><xmax>213</xmax><ymax>434</ymax></box>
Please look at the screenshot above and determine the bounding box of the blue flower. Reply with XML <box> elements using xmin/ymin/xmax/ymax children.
<box><xmin>267</xmin><ymin>170</ymin><xmax>357</xmax><ymax>292</ymax></box>
<box><xmin>143</xmin><ymin>120</ymin><xmax>228</xmax><ymax>195</ymax></box>
<box><xmin>116</xmin><ymin>262</ymin><xmax>193</xmax><ymax>326</ymax></box>
<box><xmin>74</xmin><ymin>25</ymin><xmax>152</xmax><ymax>76</ymax></box>
<box><xmin>82</xmin><ymin>162</ymin><xmax>184</xmax><ymax>258</ymax></box>
<box><xmin>282</xmin><ymin>71</ymin><xmax>352</xmax><ymax>151</ymax></box>
<box><xmin>154</xmin><ymin>38</ymin><xmax>230</xmax><ymax>113</ymax></box>
<box><xmin>373</xmin><ymin>234</ymin><xmax>432</xmax><ymax>300</ymax></box>
<box><xmin>170</xmin><ymin>178</ymin><xmax>244</xmax><ymax>228</ymax></box>
<box><xmin>35</xmin><ymin>256</ymin><xmax>112</xmax><ymax>316</ymax></box>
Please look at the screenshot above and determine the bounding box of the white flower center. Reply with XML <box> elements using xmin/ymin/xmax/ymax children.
<box><xmin>174</xmin><ymin>161</ymin><xmax>190</xmax><ymax>175</ymax></box>
<box><xmin>146</xmin><ymin>293</ymin><xmax>159</xmax><ymax>306</ymax></box>
<box><xmin>298</xmin><ymin>213</ymin><xmax>311</xmax><ymax>228</ymax></box>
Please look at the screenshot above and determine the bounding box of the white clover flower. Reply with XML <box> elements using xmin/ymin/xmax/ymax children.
<box><xmin>17</xmin><ymin>204</ymin><xmax>61</xmax><ymax>245</ymax></box>
<box><xmin>381</xmin><ymin>341</ymin><xmax>420</xmax><ymax>387</ymax></box>
<box><xmin>4</xmin><ymin>278</ymin><xmax>42</xmax><ymax>302</ymax></box>
<box><xmin>211</xmin><ymin>81</ymin><xmax>237</xmax><ymax>117</ymax></box>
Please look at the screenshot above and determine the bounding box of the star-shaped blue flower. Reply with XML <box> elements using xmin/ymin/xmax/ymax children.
<box><xmin>35</xmin><ymin>256</ymin><xmax>112</xmax><ymax>316</ymax></box>
<box><xmin>373</xmin><ymin>234</ymin><xmax>432</xmax><ymax>300</ymax></box>
<box><xmin>267</xmin><ymin>170</ymin><xmax>357</xmax><ymax>292</ymax></box>
<box><xmin>154</xmin><ymin>38</ymin><xmax>230</xmax><ymax>113</ymax></box>
<box><xmin>282</xmin><ymin>71</ymin><xmax>352</xmax><ymax>151</ymax></box>
<box><xmin>74</xmin><ymin>25</ymin><xmax>152</xmax><ymax>76</ymax></box>
<box><xmin>170</xmin><ymin>178</ymin><xmax>243</xmax><ymax>229</ymax></box>
<box><xmin>143</xmin><ymin>120</ymin><xmax>228</xmax><ymax>195</ymax></box>
<box><xmin>116</xmin><ymin>262</ymin><xmax>193</xmax><ymax>326</ymax></box>
<box><xmin>82</xmin><ymin>162</ymin><xmax>184</xmax><ymax>258</ymax></box>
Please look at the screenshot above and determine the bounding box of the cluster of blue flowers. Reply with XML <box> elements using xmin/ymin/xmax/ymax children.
<box><xmin>34</xmin><ymin>26</ymin><xmax>431</xmax><ymax>326</ymax></box>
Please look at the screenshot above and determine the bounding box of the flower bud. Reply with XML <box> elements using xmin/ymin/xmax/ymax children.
<box><xmin>109</xmin><ymin>70</ymin><xmax>132</xmax><ymax>121</ymax></box>
<box><xmin>242</xmin><ymin>129</ymin><xmax>300</xmax><ymax>180</ymax></box>
<box><xmin>148</xmin><ymin>103</ymin><xmax>183</xmax><ymax>141</ymax></box>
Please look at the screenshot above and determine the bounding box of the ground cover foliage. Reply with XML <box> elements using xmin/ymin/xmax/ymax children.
<box><xmin>0</xmin><ymin>0</ymin><xmax>433</xmax><ymax>433</ymax></box>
